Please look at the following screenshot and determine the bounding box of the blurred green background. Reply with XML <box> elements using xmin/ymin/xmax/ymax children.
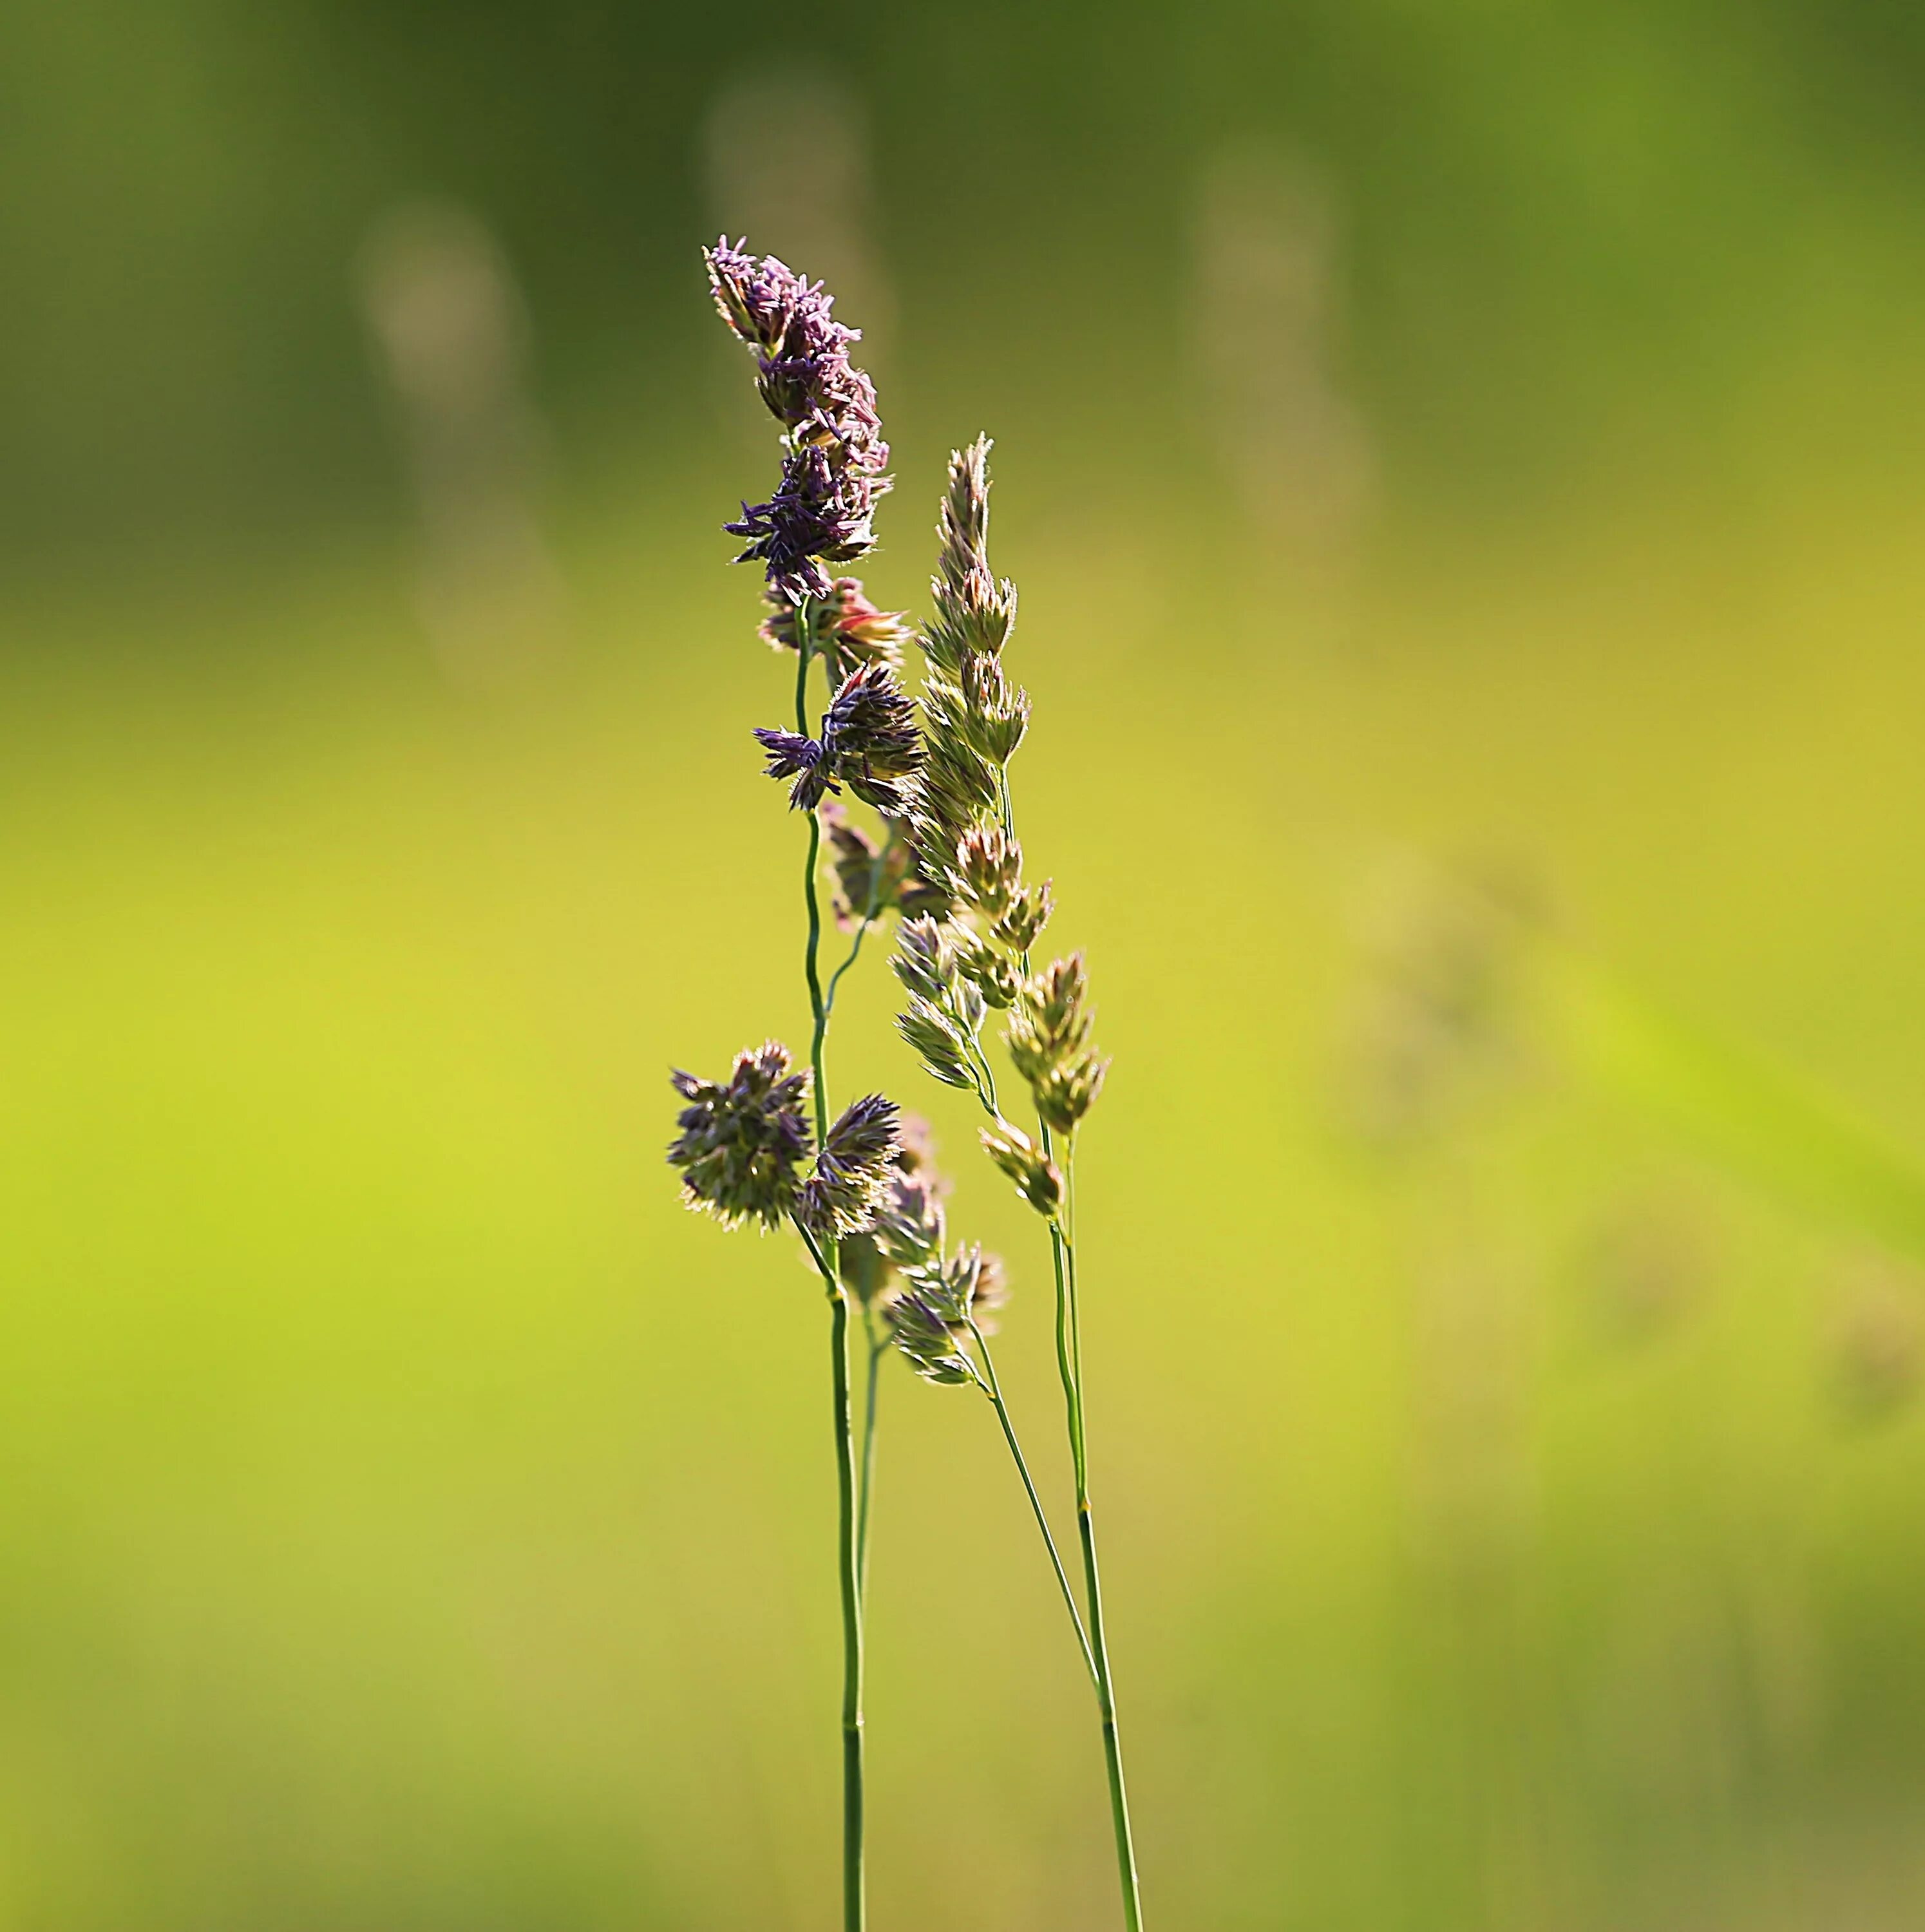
<box><xmin>7</xmin><ymin>1</ymin><xmax>1925</xmax><ymax>1926</ymax></box>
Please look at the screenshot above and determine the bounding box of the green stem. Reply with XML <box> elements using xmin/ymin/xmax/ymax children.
<box><xmin>968</xmin><ymin>1320</ymin><xmax>1097</xmax><ymax>1686</ymax></box>
<box><xmin>966</xmin><ymin>1032</ymin><xmax>1001</xmax><ymax>1115</ymax></box>
<box><xmin>793</xmin><ymin>1216</ymin><xmax>864</xmax><ymax>1932</ymax></box>
<box><xmin>824</xmin><ymin>829</ymin><xmax>897</xmax><ymax>1023</ymax></box>
<box><xmin>793</xmin><ymin>596</ymin><xmax>863</xmax><ymax>1932</ymax></box>
<box><xmin>987</xmin><ymin>562</ymin><xmax>1141</xmax><ymax>1923</ymax></box>
<box><xmin>797</xmin><ymin>605</ymin><xmax>830</xmax><ymax>1148</ymax></box>
<box><xmin>1052</xmin><ymin>1138</ymin><xmax>1142</xmax><ymax>1932</ymax></box>
<box><xmin>857</xmin><ymin>1309</ymin><xmax>885</xmax><ymax>1603</ymax></box>
<box><xmin>831</xmin><ymin>1284</ymin><xmax>864</xmax><ymax>1932</ymax></box>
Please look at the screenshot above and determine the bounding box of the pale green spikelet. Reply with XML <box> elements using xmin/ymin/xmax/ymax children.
<box><xmin>981</xmin><ymin>1119</ymin><xmax>1063</xmax><ymax>1217</ymax></box>
<box><xmin>959</xmin><ymin>654</ymin><xmax>1030</xmax><ymax>763</ymax></box>
<box><xmin>992</xmin><ymin>880</ymin><xmax>1054</xmax><ymax>952</ymax></box>
<box><xmin>953</xmin><ymin>824</ymin><xmax>1023</xmax><ymax>918</ymax></box>
<box><xmin>953</xmin><ymin>923</ymin><xmax>1023</xmax><ymax>1009</ymax></box>
<box><xmin>898</xmin><ymin>998</ymin><xmax>979</xmax><ymax>1091</ymax></box>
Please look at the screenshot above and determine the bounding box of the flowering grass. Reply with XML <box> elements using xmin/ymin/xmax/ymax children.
<box><xmin>670</xmin><ymin>240</ymin><xmax>1147</xmax><ymax>1931</ymax></box>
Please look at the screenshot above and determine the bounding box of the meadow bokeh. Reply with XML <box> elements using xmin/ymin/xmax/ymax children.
<box><xmin>8</xmin><ymin>2</ymin><xmax>1925</xmax><ymax>1926</ymax></box>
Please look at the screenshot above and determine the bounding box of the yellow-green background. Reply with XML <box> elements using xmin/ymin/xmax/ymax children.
<box><xmin>8</xmin><ymin>1</ymin><xmax>1925</xmax><ymax>1924</ymax></box>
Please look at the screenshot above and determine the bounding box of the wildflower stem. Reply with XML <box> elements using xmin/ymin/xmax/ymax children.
<box><xmin>797</xmin><ymin>602</ymin><xmax>831</xmax><ymax>1148</ymax></box>
<box><xmin>857</xmin><ymin>1306</ymin><xmax>886</xmax><ymax>1602</ymax></box>
<box><xmin>830</xmin><ymin>1284</ymin><xmax>865</xmax><ymax>1932</ymax></box>
<box><xmin>824</xmin><ymin>829</ymin><xmax>897</xmax><ymax>1023</ymax></box>
<box><xmin>792</xmin><ymin>1213</ymin><xmax>866</xmax><ymax>1932</ymax></box>
<box><xmin>967</xmin><ymin>1321</ymin><xmax>1097</xmax><ymax>1686</ymax></box>
<box><xmin>792</xmin><ymin>594</ymin><xmax>864</xmax><ymax>1932</ymax></box>
<box><xmin>966</xmin><ymin>1037</ymin><xmax>1001</xmax><ymax>1115</ymax></box>
<box><xmin>1052</xmin><ymin>1139</ymin><xmax>1142</xmax><ymax>1932</ymax></box>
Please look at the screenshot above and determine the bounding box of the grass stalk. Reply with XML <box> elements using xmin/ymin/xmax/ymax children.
<box><xmin>794</xmin><ymin>596</ymin><xmax>865</xmax><ymax>1932</ymax></box>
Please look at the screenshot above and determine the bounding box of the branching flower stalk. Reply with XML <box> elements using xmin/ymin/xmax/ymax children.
<box><xmin>891</xmin><ymin>440</ymin><xmax>1146</xmax><ymax>1930</ymax></box>
<box><xmin>678</xmin><ymin>244</ymin><xmax>1149</xmax><ymax>1931</ymax></box>
<box><xmin>680</xmin><ymin>240</ymin><xmax>916</xmax><ymax>1932</ymax></box>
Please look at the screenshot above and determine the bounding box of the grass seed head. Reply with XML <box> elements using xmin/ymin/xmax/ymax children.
<box><xmin>897</xmin><ymin>997</ymin><xmax>979</xmax><ymax>1092</ymax></box>
<box><xmin>953</xmin><ymin>824</ymin><xmax>1023</xmax><ymax>917</ymax></box>
<box><xmin>980</xmin><ymin>1119</ymin><xmax>1063</xmax><ymax>1218</ymax></box>
<box><xmin>953</xmin><ymin>923</ymin><xmax>1023</xmax><ymax>1009</ymax></box>
<box><xmin>926</xmin><ymin>437</ymin><xmax>1018</xmax><ymax>667</ymax></box>
<box><xmin>752</xmin><ymin>725</ymin><xmax>830</xmax><ymax>810</ymax></box>
<box><xmin>668</xmin><ymin>1043</ymin><xmax>814</xmax><ymax>1230</ymax></box>
<box><xmin>820</xmin><ymin>661</ymin><xmax>924</xmax><ymax>816</ymax></box>
<box><xmin>706</xmin><ymin>240</ymin><xmax>891</xmax><ymax>600</ymax></box>
<box><xmin>893</xmin><ymin>916</ymin><xmax>958</xmax><ymax>1005</ymax></box>
<box><xmin>992</xmin><ymin>880</ymin><xmax>1054</xmax><ymax>952</ymax></box>
<box><xmin>959</xmin><ymin>654</ymin><xmax>1031</xmax><ymax>764</ymax></box>
<box><xmin>799</xmin><ymin>1092</ymin><xmax>902</xmax><ymax>1238</ymax></box>
<box><xmin>759</xmin><ymin>577</ymin><xmax>914</xmax><ymax>682</ymax></box>
<box><xmin>889</xmin><ymin>1289</ymin><xmax>978</xmax><ymax>1385</ymax></box>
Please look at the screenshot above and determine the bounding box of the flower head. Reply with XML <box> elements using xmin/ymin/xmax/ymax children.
<box><xmin>822</xmin><ymin>662</ymin><xmax>923</xmax><ymax>815</ymax></box>
<box><xmin>992</xmin><ymin>879</ymin><xmax>1055</xmax><ymax>952</ymax></box>
<box><xmin>953</xmin><ymin>825</ymin><xmax>1023</xmax><ymax>917</ymax></box>
<box><xmin>893</xmin><ymin>916</ymin><xmax>960</xmax><ymax>1005</ymax></box>
<box><xmin>706</xmin><ymin>240</ymin><xmax>891</xmax><ymax>601</ymax></box>
<box><xmin>837</xmin><ymin>1113</ymin><xmax>949</xmax><ymax>1303</ymax></box>
<box><xmin>667</xmin><ymin>1043</ymin><xmax>813</xmax><ymax>1229</ymax></box>
<box><xmin>888</xmin><ymin>1241</ymin><xmax>1010</xmax><ymax>1383</ymax></box>
<box><xmin>925</xmin><ymin>436</ymin><xmax>1018</xmax><ymax>669</ymax></box>
<box><xmin>980</xmin><ymin>1119</ymin><xmax>1063</xmax><ymax>1218</ymax></box>
<box><xmin>1005</xmin><ymin>951</ymin><xmax>1110</xmax><ymax>1132</ymax></box>
<box><xmin>755</xmin><ymin>663</ymin><xmax>922</xmax><ymax>817</ymax></box>
<box><xmin>705</xmin><ymin>240</ymin><xmax>825</xmax><ymax>357</ymax></box>
<box><xmin>799</xmin><ymin>1093</ymin><xmax>902</xmax><ymax>1238</ymax></box>
<box><xmin>760</xmin><ymin>578</ymin><xmax>915</xmax><ymax>683</ymax></box>
<box><xmin>727</xmin><ymin>445</ymin><xmax>882</xmax><ymax>604</ymax></box>
<box><xmin>889</xmin><ymin>1288</ymin><xmax>978</xmax><ymax>1385</ymax></box>
<box><xmin>752</xmin><ymin>726</ymin><xmax>830</xmax><ymax>810</ymax></box>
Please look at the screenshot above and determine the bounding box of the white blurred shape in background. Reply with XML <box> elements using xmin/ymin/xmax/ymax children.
<box><xmin>701</xmin><ymin>67</ymin><xmax>895</xmax><ymax>418</ymax></box>
<box><xmin>358</xmin><ymin>201</ymin><xmax>565</xmax><ymax>694</ymax></box>
<box><xmin>1191</xmin><ymin>144</ymin><xmax>1374</xmax><ymax>594</ymax></box>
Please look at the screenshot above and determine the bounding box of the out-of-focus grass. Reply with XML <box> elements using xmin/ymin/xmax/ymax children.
<box><xmin>5</xmin><ymin>399</ymin><xmax>1925</xmax><ymax>1929</ymax></box>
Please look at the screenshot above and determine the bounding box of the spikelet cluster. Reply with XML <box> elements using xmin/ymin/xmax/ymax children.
<box><xmin>668</xmin><ymin>1050</ymin><xmax>902</xmax><ymax>1247</ymax></box>
<box><xmin>890</xmin><ymin>1245</ymin><xmax>1011</xmax><ymax>1385</ymax></box>
<box><xmin>706</xmin><ymin>240</ymin><xmax>891</xmax><ymax>602</ymax></box>
<box><xmin>906</xmin><ymin>439</ymin><xmax>1032</xmax><ymax>888</ymax></box>
<box><xmin>754</xmin><ymin>661</ymin><xmax>924</xmax><ymax>815</ymax></box>
<box><xmin>667</xmin><ymin>1043</ymin><xmax>813</xmax><ymax>1229</ymax></box>
<box><xmin>760</xmin><ymin>578</ymin><xmax>914</xmax><ymax>683</ymax></box>
<box><xmin>888</xmin><ymin>442</ymin><xmax>1110</xmax><ymax>1213</ymax></box>
<box><xmin>799</xmin><ymin>1092</ymin><xmax>904</xmax><ymax>1239</ymax></box>
<box><xmin>830</xmin><ymin>1119</ymin><xmax>1011</xmax><ymax>1384</ymax></box>
<box><xmin>980</xmin><ymin>1119</ymin><xmax>1063</xmax><ymax>1218</ymax></box>
<box><xmin>893</xmin><ymin>916</ymin><xmax>991</xmax><ymax>1099</ymax></box>
<box><xmin>1006</xmin><ymin>952</ymin><xmax>1109</xmax><ymax>1134</ymax></box>
<box><xmin>837</xmin><ymin>1113</ymin><xmax>947</xmax><ymax>1304</ymax></box>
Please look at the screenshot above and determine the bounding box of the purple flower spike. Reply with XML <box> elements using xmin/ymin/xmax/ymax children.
<box><xmin>706</xmin><ymin>238</ymin><xmax>891</xmax><ymax>601</ymax></box>
<box><xmin>753</xmin><ymin>726</ymin><xmax>832</xmax><ymax>811</ymax></box>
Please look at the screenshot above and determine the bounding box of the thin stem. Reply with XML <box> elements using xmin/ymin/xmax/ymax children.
<box><xmin>830</xmin><ymin>1285</ymin><xmax>864</xmax><ymax>1932</ymax></box>
<box><xmin>824</xmin><ymin>829</ymin><xmax>897</xmax><ymax>1023</ymax></box>
<box><xmin>968</xmin><ymin>1320</ymin><xmax>1097</xmax><ymax>1686</ymax></box>
<box><xmin>1039</xmin><ymin>1121</ymin><xmax>1087</xmax><ymax>1492</ymax></box>
<box><xmin>797</xmin><ymin>601</ymin><xmax>830</xmax><ymax>1148</ymax></box>
<box><xmin>857</xmin><ymin>1306</ymin><xmax>886</xmax><ymax>1604</ymax></box>
<box><xmin>792</xmin><ymin>594</ymin><xmax>864</xmax><ymax>1932</ymax></box>
<box><xmin>965</xmin><ymin>1032</ymin><xmax>1001</xmax><ymax>1115</ymax></box>
<box><xmin>792</xmin><ymin>1215</ymin><xmax>865</xmax><ymax>1932</ymax></box>
<box><xmin>1057</xmin><ymin>1140</ymin><xmax>1143</xmax><ymax>1932</ymax></box>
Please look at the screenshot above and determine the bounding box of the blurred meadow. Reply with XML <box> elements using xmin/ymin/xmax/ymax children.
<box><xmin>7</xmin><ymin>1</ymin><xmax>1925</xmax><ymax>1926</ymax></box>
